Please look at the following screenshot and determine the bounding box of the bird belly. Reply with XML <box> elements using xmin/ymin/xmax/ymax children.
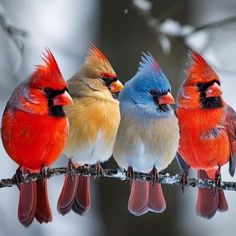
<box><xmin>178</xmin><ymin>127</ymin><xmax>230</xmax><ymax>170</ymax></box>
<box><xmin>1</xmin><ymin>110</ymin><xmax>69</xmax><ymax>172</ymax></box>
<box><xmin>65</xmin><ymin>130</ymin><xmax>114</xmax><ymax>165</ymax></box>
<box><xmin>63</xmin><ymin>97</ymin><xmax>120</xmax><ymax>165</ymax></box>
<box><xmin>118</xmin><ymin>139</ymin><xmax>178</xmax><ymax>173</ymax></box>
<box><xmin>124</xmin><ymin>141</ymin><xmax>157</xmax><ymax>173</ymax></box>
<box><xmin>114</xmin><ymin>113</ymin><xmax>179</xmax><ymax>173</ymax></box>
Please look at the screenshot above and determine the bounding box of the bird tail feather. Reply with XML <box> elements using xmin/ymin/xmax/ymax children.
<box><xmin>35</xmin><ymin>178</ymin><xmax>52</xmax><ymax>224</ymax></box>
<box><xmin>196</xmin><ymin>170</ymin><xmax>228</xmax><ymax>219</ymax></box>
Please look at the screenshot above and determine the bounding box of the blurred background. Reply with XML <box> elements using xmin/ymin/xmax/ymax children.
<box><xmin>0</xmin><ymin>0</ymin><xmax>236</xmax><ymax>235</ymax></box>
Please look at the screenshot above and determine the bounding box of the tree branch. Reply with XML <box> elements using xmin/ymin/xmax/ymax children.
<box><xmin>2</xmin><ymin>166</ymin><xmax>236</xmax><ymax>191</ymax></box>
<box><xmin>131</xmin><ymin>0</ymin><xmax>236</xmax><ymax>52</ymax></box>
<box><xmin>0</xmin><ymin>3</ymin><xmax>27</xmax><ymax>54</ymax></box>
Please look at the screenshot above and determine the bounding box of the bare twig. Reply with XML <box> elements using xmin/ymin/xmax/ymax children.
<box><xmin>131</xmin><ymin>0</ymin><xmax>236</xmax><ymax>51</ymax></box>
<box><xmin>0</xmin><ymin>3</ymin><xmax>27</xmax><ymax>54</ymax></box>
<box><xmin>192</xmin><ymin>15</ymin><xmax>236</xmax><ymax>34</ymax></box>
<box><xmin>2</xmin><ymin>166</ymin><xmax>236</xmax><ymax>191</ymax></box>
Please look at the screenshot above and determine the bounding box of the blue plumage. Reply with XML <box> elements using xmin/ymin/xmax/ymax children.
<box><xmin>113</xmin><ymin>52</ymin><xmax>179</xmax><ymax>216</ymax></box>
<box><xmin>119</xmin><ymin>53</ymin><xmax>171</xmax><ymax>112</ymax></box>
<box><xmin>137</xmin><ymin>52</ymin><xmax>171</xmax><ymax>91</ymax></box>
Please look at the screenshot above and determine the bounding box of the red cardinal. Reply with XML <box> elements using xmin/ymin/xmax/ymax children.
<box><xmin>176</xmin><ymin>52</ymin><xmax>236</xmax><ymax>219</ymax></box>
<box><xmin>1</xmin><ymin>49</ymin><xmax>73</xmax><ymax>226</ymax></box>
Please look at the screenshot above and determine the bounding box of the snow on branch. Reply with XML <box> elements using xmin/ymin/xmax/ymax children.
<box><xmin>1</xmin><ymin>166</ymin><xmax>236</xmax><ymax>192</ymax></box>
<box><xmin>131</xmin><ymin>0</ymin><xmax>236</xmax><ymax>53</ymax></box>
<box><xmin>0</xmin><ymin>3</ymin><xmax>27</xmax><ymax>54</ymax></box>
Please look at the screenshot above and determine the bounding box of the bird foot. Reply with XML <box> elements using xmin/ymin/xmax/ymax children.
<box><xmin>214</xmin><ymin>168</ymin><xmax>221</xmax><ymax>196</ymax></box>
<box><xmin>12</xmin><ymin>166</ymin><xmax>24</xmax><ymax>189</ymax></box>
<box><xmin>126</xmin><ymin>166</ymin><xmax>134</xmax><ymax>185</ymax></box>
<box><xmin>66</xmin><ymin>159</ymin><xmax>75</xmax><ymax>175</ymax></box>
<box><xmin>180</xmin><ymin>167</ymin><xmax>189</xmax><ymax>193</ymax></box>
<box><xmin>94</xmin><ymin>162</ymin><xmax>104</xmax><ymax>180</ymax></box>
<box><xmin>37</xmin><ymin>167</ymin><xmax>48</xmax><ymax>183</ymax></box>
<box><xmin>149</xmin><ymin>167</ymin><xmax>158</xmax><ymax>187</ymax></box>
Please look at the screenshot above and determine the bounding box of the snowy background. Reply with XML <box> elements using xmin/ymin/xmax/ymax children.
<box><xmin>0</xmin><ymin>0</ymin><xmax>236</xmax><ymax>235</ymax></box>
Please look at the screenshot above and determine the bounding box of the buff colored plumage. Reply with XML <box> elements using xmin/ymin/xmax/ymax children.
<box><xmin>57</xmin><ymin>45</ymin><xmax>123</xmax><ymax>215</ymax></box>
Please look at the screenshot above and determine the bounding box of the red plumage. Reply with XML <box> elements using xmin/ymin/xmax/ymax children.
<box><xmin>57</xmin><ymin>175</ymin><xmax>90</xmax><ymax>215</ymax></box>
<box><xmin>1</xmin><ymin>49</ymin><xmax>72</xmax><ymax>226</ymax></box>
<box><xmin>176</xmin><ymin>52</ymin><xmax>236</xmax><ymax>218</ymax></box>
<box><xmin>89</xmin><ymin>44</ymin><xmax>108</xmax><ymax>61</ymax></box>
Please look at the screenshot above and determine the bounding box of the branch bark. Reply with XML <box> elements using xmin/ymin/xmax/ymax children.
<box><xmin>0</xmin><ymin>3</ymin><xmax>27</xmax><ymax>54</ymax></box>
<box><xmin>2</xmin><ymin>166</ymin><xmax>236</xmax><ymax>191</ymax></box>
<box><xmin>131</xmin><ymin>1</ymin><xmax>236</xmax><ymax>51</ymax></box>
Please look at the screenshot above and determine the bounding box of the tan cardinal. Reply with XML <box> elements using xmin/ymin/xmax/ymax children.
<box><xmin>57</xmin><ymin>45</ymin><xmax>123</xmax><ymax>215</ymax></box>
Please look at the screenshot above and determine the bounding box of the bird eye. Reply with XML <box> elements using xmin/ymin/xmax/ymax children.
<box><xmin>101</xmin><ymin>76</ymin><xmax>110</xmax><ymax>83</ymax></box>
<box><xmin>149</xmin><ymin>90</ymin><xmax>158</xmax><ymax>96</ymax></box>
<box><xmin>196</xmin><ymin>83</ymin><xmax>202</xmax><ymax>88</ymax></box>
<box><xmin>44</xmin><ymin>88</ymin><xmax>53</xmax><ymax>93</ymax></box>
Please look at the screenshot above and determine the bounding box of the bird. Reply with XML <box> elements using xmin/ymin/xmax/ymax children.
<box><xmin>57</xmin><ymin>45</ymin><xmax>123</xmax><ymax>216</ymax></box>
<box><xmin>176</xmin><ymin>51</ymin><xmax>236</xmax><ymax>219</ymax></box>
<box><xmin>1</xmin><ymin>49</ymin><xmax>73</xmax><ymax>227</ymax></box>
<box><xmin>113</xmin><ymin>53</ymin><xmax>179</xmax><ymax>216</ymax></box>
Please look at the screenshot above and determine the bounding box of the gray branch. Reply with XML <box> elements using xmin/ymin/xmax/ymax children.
<box><xmin>2</xmin><ymin>166</ymin><xmax>236</xmax><ymax>191</ymax></box>
<box><xmin>0</xmin><ymin>3</ymin><xmax>27</xmax><ymax>54</ymax></box>
<box><xmin>131</xmin><ymin>1</ymin><xmax>236</xmax><ymax>51</ymax></box>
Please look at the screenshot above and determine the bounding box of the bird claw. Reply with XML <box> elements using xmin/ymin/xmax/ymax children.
<box><xmin>12</xmin><ymin>166</ymin><xmax>24</xmax><ymax>189</ymax></box>
<box><xmin>214</xmin><ymin>167</ymin><xmax>221</xmax><ymax>195</ymax></box>
<box><xmin>94</xmin><ymin>162</ymin><xmax>104</xmax><ymax>180</ymax></box>
<box><xmin>126</xmin><ymin>167</ymin><xmax>134</xmax><ymax>185</ymax></box>
<box><xmin>180</xmin><ymin>167</ymin><xmax>189</xmax><ymax>193</ymax></box>
<box><xmin>66</xmin><ymin>159</ymin><xmax>75</xmax><ymax>175</ymax></box>
<box><xmin>149</xmin><ymin>167</ymin><xmax>158</xmax><ymax>187</ymax></box>
<box><xmin>37</xmin><ymin>167</ymin><xmax>47</xmax><ymax>183</ymax></box>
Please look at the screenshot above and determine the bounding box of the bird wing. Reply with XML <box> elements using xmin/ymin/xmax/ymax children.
<box><xmin>175</xmin><ymin>152</ymin><xmax>189</xmax><ymax>171</ymax></box>
<box><xmin>225</xmin><ymin>105</ymin><xmax>236</xmax><ymax>177</ymax></box>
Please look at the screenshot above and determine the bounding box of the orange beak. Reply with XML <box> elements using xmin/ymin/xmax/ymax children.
<box><xmin>110</xmin><ymin>80</ymin><xmax>124</xmax><ymax>93</ymax></box>
<box><xmin>158</xmin><ymin>92</ymin><xmax>175</xmax><ymax>105</ymax></box>
<box><xmin>205</xmin><ymin>82</ymin><xmax>222</xmax><ymax>98</ymax></box>
<box><xmin>53</xmin><ymin>90</ymin><xmax>73</xmax><ymax>106</ymax></box>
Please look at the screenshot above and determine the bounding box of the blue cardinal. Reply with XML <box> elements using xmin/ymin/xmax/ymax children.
<box><xmin>113</xmin><ymin>53</ymin><xmax>179</xmax><ymax>216</ymax></box>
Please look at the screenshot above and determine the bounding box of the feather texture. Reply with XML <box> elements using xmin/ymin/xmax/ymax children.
<box><xmin>176</xmin><ymin>52</ymin><xmax>234</xmax><ymax>218</ymax></box>
<box><xmin>31</xmin><ymin>49</ymin><xmax>66</xmax><ymax>91</ymax></box>
<box><xmin>58</xmin><ymin>45</ymin><xmax>122</xmax><ymax>216</ymax></box>
<box><xmin>113</xmin><ymin>53</ymin><xmax>179</xmax><ymax>216</ymax></box>
<box><xmin>1</xmin><ymin>49</ymin><xmax>70</xmax><ymax>226</ymax></box>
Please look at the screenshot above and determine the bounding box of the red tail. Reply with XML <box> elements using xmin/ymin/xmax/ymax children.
<box><xmin>18</xmin><ymin>168</ymin><xmax>53</xmax><ymax>226</ymax></box>
<box><xmin>72</xmin><ymin>176</ymin><xmax>90</xmax><ymax>215</ymax></box>
<box><xmin>57</xmin><ymin>175</ymin><xmax>78</xmax><ymax>215</ymax></box>
<box><xmin>57</xmin><ymin>175</ymin><xmax>90</xmax><ymax>215</ymax></box>
<box><xmin>196</xmin><ymin>170</ymin><xmax>228</xmax><ymax>219</ymax></box>
<box><xmin>149</xmin><ymin>183</ymin><xmax>166</xmax><ymax>213</ymax></box>
<box><xmin>128</xmin><ymin>180</ymin><xmax>149</xmax><ymax>216</ymax></box>
<box><xmin>18</xmin><ymin>181</ymin><xmax>37</xmax><ymax>227</ymax></box>
<box><xmin>35</xmin><ymin>179</ymin><xmax>52</xmax><ymax>223</ymax></box>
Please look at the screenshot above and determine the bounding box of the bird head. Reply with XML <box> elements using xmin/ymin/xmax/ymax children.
<box><xmin>177</xmin><ymin>51</ymin><xmax>224</xmax><ymax>109</ymax></box>
<box><xmin>27</xmin><ymin>49</ymin><xmax>73</xmax><ymax>116</ymax></box>
<box><xmin>119</xmin><ymin>53</ymin><xmax>175</xmax><ymax>113</ymax></box>
<box><xmin>68</xmin><ymin>45</ymin><xmax>123</xmax><ymax>101</ymax></box>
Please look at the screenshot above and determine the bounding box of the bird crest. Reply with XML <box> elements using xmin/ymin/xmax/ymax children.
<box><xmin>39</xmin><ymin>48</ymin><xmax>62</xmax><ymax>75</ymax></box>
<box><xmin>185</xmin><ymin>51</ymin><xmax>220</xmax><ymax>85</ymax></box>
<box><xmin>138</xmin><ymin>52</ymin><xmax>161</xmax><ymax>74</ymax></box>
<box><xmin>30</xmin><ymin>49</ymin><xmax>67</xmax><ymax>90</ymax></box>
<box><xmin>135</xmin><ymin>52</ymin><xmax>171</xmax><ymax>91</ymax></box>
<box><xmin>83</xmin><ymin>44</ymin><xmax>116</xmax><ymax>78</ymax></box>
